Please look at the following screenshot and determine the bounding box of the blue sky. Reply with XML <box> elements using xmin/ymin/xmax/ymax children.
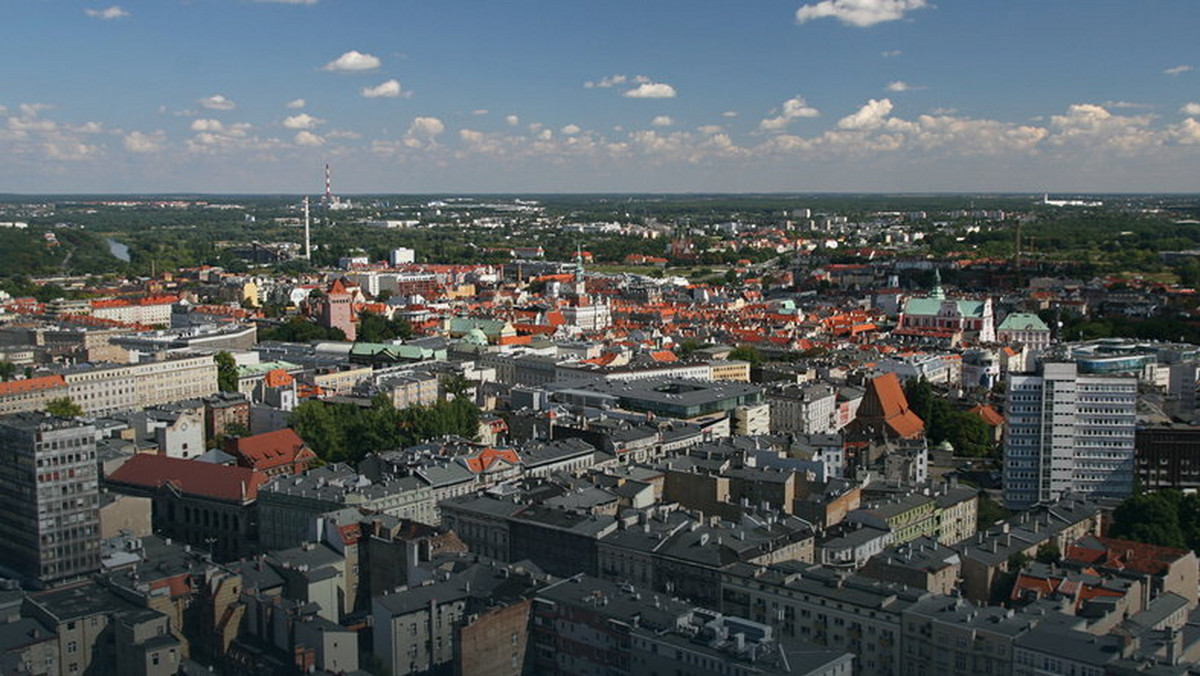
<box><xmin>2</xmin><ymin>0</ymin><xmax>1199</xmax><ymax>193</ymax></box>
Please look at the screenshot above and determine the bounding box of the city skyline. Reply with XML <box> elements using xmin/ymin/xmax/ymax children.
<box><xmin>3</xmin><ymin>0</ymin><xmax>1200</xmax><ymax>193</ymax></box>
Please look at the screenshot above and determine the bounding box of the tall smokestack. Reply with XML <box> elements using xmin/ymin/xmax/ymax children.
<box><xmin>324</xmin><ymin>163</ymin><xmax>331</xmax><ymax>207</ymax></box>
<box><xmin>303</xmin><ymin>196</ymin><xmax>311</xmax><ymax>260</ymax></box>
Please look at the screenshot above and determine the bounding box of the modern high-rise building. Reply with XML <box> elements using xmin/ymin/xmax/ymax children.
<box><xmin>1003</xmin><ymin>362</ymin><xmax>1137</xmax><ymax>509</ymax></box>
<box><xmin>0</xmin><ymin>412</ymin><xmax>100</xmax><ymax>587</ymax></box>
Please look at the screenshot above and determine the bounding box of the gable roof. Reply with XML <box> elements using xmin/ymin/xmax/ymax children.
<box><xmin>107</xmin><ymin>454</ymin><xmax>266</xmax><ymax>502</ymax></box>
<box><xmin>230</xmin><ymin>428</ymin><xmax>313</xmax><ymax>471</ymax></box>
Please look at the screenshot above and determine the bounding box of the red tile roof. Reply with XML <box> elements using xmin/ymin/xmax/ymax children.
<box><xmin>1065</xmin><ymin>536</ymin><xmax>1190</xmax><ymax>577</ymax></box>
<box><xmin>107</xmin><ymin>454</ymin><xmax>266</xmax><ymax>502</ymax></box>
<box><xmin>0</xmin><ymin>375</ymin><xmax>66</xmax><ymax>397</ymax></box>
<box><xmin>462</xmin><ymin>447</ymin><xmax>520</xmax><ymax>474</ymax></box>
<box><xmin>230</xmin><ymin>429</ymin><xmax>314</xmax><ymax>472</ymax></box>
<box><xmin>263</xmin><ymin>369</ymin><xmax>294</xmax><ymax>389</ymax></box>
<box><xmin>969</xmin><ymin>404</ymin><xmax>1005</xmax><ymax>427</ymax></box>
<box><xmin>869</xmin><ymin>372</ymin><xmax>925</xmax><ymax>439</ymax></box>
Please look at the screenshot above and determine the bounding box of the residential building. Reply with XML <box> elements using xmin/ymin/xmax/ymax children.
<box><xmin>0</xmin><ymin>413</ymin><xmax>100</xmax><ymax>587</ymax></box>
<box><xmin>1003</xmin><ymin>361</ymin><xmax>1137</xmax><ymax>509</ymax></box>
<box><xmin>767</xmin><ymin>383</ymin><xmax>837</xmax><ymax>435</ymax></box>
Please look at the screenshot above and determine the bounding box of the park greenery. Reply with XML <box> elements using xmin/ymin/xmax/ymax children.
<box><xmin>904</xmin><ymin>378</ymin><xmax>996</xmax><ymax>457</ymax></box>
<box><xmin>289</xmin><ymin>394</ymin><xmax>480</xmax><ymax>465</ymax></box>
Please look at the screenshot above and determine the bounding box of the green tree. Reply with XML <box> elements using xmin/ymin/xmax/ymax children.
<box><xmin>0</xmin><ymin>361</ymin><xmax>15</xmax><ymax>382</ymax></box>
<box><xmin>977</xmin><ymin>494</ymin><xmax>1009</xmax><ymax>532</ymax></box>
<box><xmin>214</xmin><ymin>351</ymin><xmax>239</xmax><ymax>392</ymax></box>
<box><xmin>1035</xmin><ymin>541</ymin><xmax>1061</xmax><ymax>564</ymax></box>
<box><xmin>442</xmin><ymin>373</ymin><xmax>471</xmax><ymax>400</ymax></box>
<box><xmin>46</xmin><ymin>397</ymin><xmax>84</xmax><ymax>417</ymax></box>
<box><xmin>728</xmin><ymin>345</ymin><xmax>763</xmax><ymax>366</ymax></box>
<box><xmin>1108</xmin><ymin>491</ymin><xmax>1186</xmax><ymax>549</ymax></box>
<box><xmin>357</xmin><ymin>311</ymin><xmax>414</xmax><ymax>343</ymax></box>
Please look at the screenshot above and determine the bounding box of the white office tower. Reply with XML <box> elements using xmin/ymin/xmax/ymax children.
<box><xmin>1003</xmin><ymin>361</ymin><xmax>1137</xmax><ymax>509</ymax></box>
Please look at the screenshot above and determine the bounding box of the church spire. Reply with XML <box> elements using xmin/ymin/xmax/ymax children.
<box><xmin>931</xmin><ymin>268</ymin><xmax>945</xmax><ymax>299</ymax></box>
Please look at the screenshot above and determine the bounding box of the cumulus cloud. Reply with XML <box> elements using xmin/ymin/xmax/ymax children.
<box><xmin>881</xmin><ymin>50</ymin><xmax>902</xmax><ymax>58</ymax></box>
<box><xmin>837</xmin><ymin>98</ymin><xmax>894</xmax><ymax>130</ymax></box>
<box><xmin>361</xmin><ymin>79</ymin><xmax>404</xmax><ymax>98</ymax></box>
<box><xmin>697</xmin><ymin>124</ymin><xmax>723</xmax><ymax>134</ymax></box>
<box><xmin>1164</xmin><ymin>65</ymin><xmax>1193</xmax><ymax>76</ymax></box>
<box><xmin>505</xmin><ymin>114</ymin><xmax>520</xmax><ymax>127</ymax></box>
<box><xmin>198</xmin><ymin>94</ymin><xmax>236</xmax><ymax>111</ymax></box>
<box><xmin>721</xmin><ymin>111</ymin><xmax>739</xmax><ymax>118</ymax></box>
<box><xmin>561</xmin><ymin>124</ymin><xmax>581</xmax><ymax>135</ymax></box>
<box><xmin>322</xmin><ymin>50</ymin><xmax>381</xmax><ymax>72</ymax></box>
<box><xmin>282</xmin><ymin>113</ymin><xmax>324</xmax><ymax>130</ymax></box>
<box><xmin>403</xmin><ymin>116</ymin><xmax>444</xmax><ymax>147</ymax></box>
<box><xmin>1181</xmin><ymin>102</ymin><xmax>1200</xmax><ymax>116</ymax></box>
<box><xmin>759</xmin><ymin>96</ymin><xmax>820</xmax><ymax>132</ymax></box>
<box><xmin>1175</xmin><ymin>118</ymin><xmax>1200</xmax><ymax>145</ymax></box>
<box><xmin>286</xmin><ymin>98</ymin><xmax>306</xmax><ymax>109</ymax></box>
<box><xmin>253</xmin><ymin>0</ymin><xmax>319</xmax><ymax>4</ymax></box>
<box><xmin>294</xmin><ymin>131</ymin><xmax>324</xmax><ymax>146</ymax></box>
<box><xmin>472</xmin><ymin>109</ymin><xmax>489</xmax><ymax>116</ymax></box>
<box><xmin>886</xmin><ymin>81</ymin><xmax>911</xmax><ymax>92</ymax></box>
<box><xmin>623</xmin><ymin>82</ymin><xmax>677</xmax><ymax>99</ymax></box>
<box><xmin>190</xmin><ymin>119</ymin><xmax>225</xmax><ymax>132</ymax></box>
<box><xmin>124</xmin><ymin>131</ymin><xmax>165</xmax><ymax>153</ymax></box>
<box><xmin>1047</xmin><ymin>103</ymin><xmax>1159</xmax><ymax>153</ymax></box>
<box><xmin>651</xmin><ymin>116</ymin><xmax>674</xmax><ymax>127</ymax></box>
<box><xmin>585</xmin><ymin>74</ymin><xmax>628</xmax><ymax>89</ymax></box>
<box><xmin>797</xmin><ymin>0</ymin><xmax>928</xmax><ymax>27</ymax></box>
<box><xmin>84</xmin><ymin>6</ymin><xmax>128</xmax><ymax>19</ymax></box>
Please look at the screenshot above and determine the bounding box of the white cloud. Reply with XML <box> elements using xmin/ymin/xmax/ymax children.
<box><xmin>1181</xmin><ymin>102</ymin><xmax>1200</xmax><ymax>116</ymax></box>
<box><xmin>797</xmin><ymin>0</ymin><xmax>928</xmax><ymax>27</ymax></box>
<box><xmin>198</xmin><ymin>94</ymin><xmax>236</xmax><ymax>111</ymax></box>
<box><xmin>624</xmin><ymin>82</ymin><xmax>677</xmax><ymax>99</ymax></box>
<box><xmin>1047</xmin><ymin>103</ymin><xmax>1159</xmax><ymax>152</ymax></box>
<box><xmin>190</xmin><ymin>118</ymin><xmax>225</xmax><ymax>132</ymax></box>
<box><xmin>837</xmin><ymin>98</ymin><xmax>894</xmax><ymax>130</ymax></box>
<box><xmin>697</xmin><ymin>125</ymin><xmax>723</xmax><ymax>134</ymax></box>
<box><xmin>322</xmin><ymin>50</ymin><xmax>381</xmax><ymax>72</ymax></box>
<box><xmin>124</xmin><ymin>131</ymin><xmax>165</xmax><ymax>153</ymax></box>
<box><xmin>886</xmin><ymin>81</ymin><xmax>911</xmax><ymax>92</ymax></box>
<box><xmin>283</xmin><ymin>113</ymin><xmax>324</xmax><ymax>130</ymax></box>
<box><xmin>404</xmin><ymin>116</ymin><xmax>444</xmax><ymax>147</ymax></box>
<box><xmin>1174</xmin><ymin>118</ymin><xmax>1200</xmax><ymax>145</ymax></box>
<box><xmin>1102</xmin><ymin>101</ymin><xmax>1153</xmax><ymax>110</ymax></box>
<box><xmin>651</xmin><ymin>116</ymin><xmax>674</xmax><ymax>127</ymax></box>
<box><xmin>721</xmin><ymin>111</ymin><xmax>739</xmax><ymax>118</ymax></box>
<box><xmin>361</xmin><ymin>79</ymin><xmax>404</xmax><ymax>98</ymax></box>
<box><xmin>759</xmin><ymin>95</ymin><xmax>820</xmax><ymax>132</ymax></box>
<box><xmin>1164</xmin><ymin>65</ymin><xmax>1193</xmax><ymax>76</ymax></box>
<box><xmin>286</xmin><ymin>98</ymin><xmax>306</xmax><ymax>109</ymax></box>
<box><xmin>472</xmin><ymin>109</ymin><xmax>489</xmax><ymax>116</ymax></box>
<box><xmin>505</xmin><ymin>114</ymin><xmax>520</xmax><ymax>127</ymax></box>
<box><xmin>253</xmin><ymin>0</ymin><xmax>319</xmax><ymax>4</ymax></box>
<box><xmin>294</xmin><ymin>131</ymin><xmax>324</xmax><ymax>146</ymax></box>
<box><xmin>561</xmin><ymin>124</ymin><xmax>581</xmax><ymax>135</ymax></box>
<box><xmin>84</xmin><ymin>6</ymin><xmax>128</xmax><ymax>20</ymax></box>
<box><xmin>881</xmin><ymin>50</ymin><xmax>902</xmax><ymax>58</ymax></box>
<box><xmin>585</xmin><ymin>74</ymin><xmax>628</xmax><ymax>89</ymax></box>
